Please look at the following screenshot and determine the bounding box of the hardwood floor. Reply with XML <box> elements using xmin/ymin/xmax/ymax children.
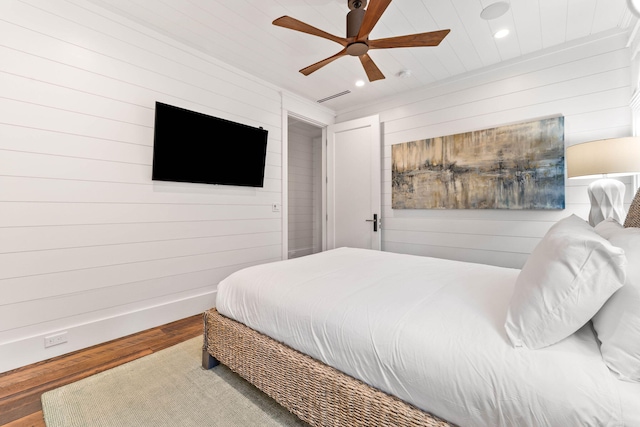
<box><xmin>0</xmin><ymin>314</ymin><xmax>203</xmax><ymax>427</ymax></box>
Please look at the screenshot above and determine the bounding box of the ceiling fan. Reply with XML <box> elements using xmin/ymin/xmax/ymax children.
<box><xmin>273</xmin><ymin>0</ymin><xmax>450</xmax><ymax>82</ymax></box>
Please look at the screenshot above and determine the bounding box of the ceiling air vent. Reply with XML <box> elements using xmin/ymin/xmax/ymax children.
<box><xmin>317</xmin><ymin>90</ymin><xmax>351</xmax><ymax>103</ymax></box>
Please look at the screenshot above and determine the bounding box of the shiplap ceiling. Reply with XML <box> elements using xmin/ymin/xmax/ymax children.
<box><xmin>84</xmin><ymin>0</ymin><xmax>636</xmax><ymax>113</ymax></box>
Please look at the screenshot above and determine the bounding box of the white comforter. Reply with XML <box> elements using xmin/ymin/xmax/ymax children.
<box><xmin>216</xmin><ymin>248</ymin><xmax>640</xmax><ymax>427</ymax></box>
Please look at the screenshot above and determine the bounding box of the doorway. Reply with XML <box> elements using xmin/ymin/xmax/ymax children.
<box><xmin>287</xmin><ymin>117</ymin><xmax>324</xmax><ymax>259</ymax></box>
<box><xmin>326</xmin><ymin>115</ymin><xmax>381</xmax><ymax>250</ymax></box>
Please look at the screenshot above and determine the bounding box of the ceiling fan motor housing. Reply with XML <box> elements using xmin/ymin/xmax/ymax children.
<box><xmin>347</xmin><ymin>0</ymin><xmax>368</xmax><ymax>39</ymax></box>
<box><xmin>347</xmin><ymin>8</ymin><xmax>366</xmax><ymax>38</ymax></box>
<box><xmin>346</xmin><ymin>0</ymin><xmax>368</xmax><ymax>56</ymax></box>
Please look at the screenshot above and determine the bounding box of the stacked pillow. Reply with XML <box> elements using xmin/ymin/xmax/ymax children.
<box><xmin>505</xmin><ymin>214</ymin><xmax>627</xmax><ymax>350</ymax></box>
<box><xmin>505</xmin><ymin>213</ymin><xmax>640</xmax><ymax>383</ymax></box>
<box><xmin>593</xmin><ymin>219</ymin><xmax>640</xmax><ymax>381</ymax></box>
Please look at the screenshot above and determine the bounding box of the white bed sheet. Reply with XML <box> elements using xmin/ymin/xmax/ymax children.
<box><xmin>216</xmin><ymin>247</ymin><xmax>640</xmax><ymax>427</ymax></box>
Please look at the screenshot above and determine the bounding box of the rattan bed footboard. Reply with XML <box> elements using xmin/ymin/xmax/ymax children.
<box><xmin>203</xmin><ymin>308</ymin><xmax>454</xmax><ymax>427</ymax></box>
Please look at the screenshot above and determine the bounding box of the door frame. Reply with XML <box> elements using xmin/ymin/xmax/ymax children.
<box><xmin>281</xmin><ymin>107</ymin><xmax>333</xmax><ymax>260</ymax></box>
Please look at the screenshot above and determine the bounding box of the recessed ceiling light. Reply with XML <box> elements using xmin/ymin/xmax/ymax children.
<box><xmin>494</xmin><ymin>28</ymin><xmax>510</xmax><ymax>39</ymax></box>
<box><xmin>481</xmin><ymin>2</ymin><xmax>510</xmax><ymax>20</ymax></box>
<box><xmin>355</xmin><ymin>80</ymin><xmax>365</xmax><ymax>87</ymax></box>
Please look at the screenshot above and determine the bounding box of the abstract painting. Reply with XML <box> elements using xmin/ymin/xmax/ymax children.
<box><xmin>392</xmin><ymin>117</ymin><xmax>565</xmax><ymax>210</ymax></box>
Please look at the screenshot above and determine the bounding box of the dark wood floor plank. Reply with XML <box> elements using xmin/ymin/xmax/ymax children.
<box><xmin>0</xmin><ymin>314</ymin><xmax>202</xmax><ymax>426</ymax></box>
<box><xmin>0</xmin><ymin>328</ymin><xmax>165</xmax><ymax>397</ymax></box>
<box><xmin>3</xmin><ymin>411</ymin><xmax>44</xmax><ymax>427</ymax></box>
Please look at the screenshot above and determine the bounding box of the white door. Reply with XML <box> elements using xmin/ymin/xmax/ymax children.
<box><xmin>326</xmin><ymin>115</ymin><xmax>381</xmax><ymax>250</ymax></box>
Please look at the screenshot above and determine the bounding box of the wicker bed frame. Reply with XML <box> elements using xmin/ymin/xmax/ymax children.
<box><xmin>202</xmin><ymin>308</ymin><xmax>454</xmax><ymax>427</ymax></box>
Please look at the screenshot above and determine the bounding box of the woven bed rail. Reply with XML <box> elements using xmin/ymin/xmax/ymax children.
<box><xmin>203</xmin><ymin>308</ymin><xmax>454</xmax><ymax>427</ymax></box>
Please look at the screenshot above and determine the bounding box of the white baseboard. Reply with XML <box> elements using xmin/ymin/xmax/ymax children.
<box><xmin>0</xmin><ymin>291</ymin><xmax>216</xmax><ymax>374</ymax></box>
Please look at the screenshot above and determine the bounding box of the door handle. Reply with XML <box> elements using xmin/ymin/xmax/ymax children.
<box><xmin>365</xmin><ymin>213</ymin><xmax>378</xmax><ymax>232</ymax></box>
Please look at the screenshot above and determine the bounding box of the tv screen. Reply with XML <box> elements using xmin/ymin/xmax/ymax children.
<box><xmin>152</xmin><ymin>102</ymin><xmax>268</xmax><ymax>187</ymax></box>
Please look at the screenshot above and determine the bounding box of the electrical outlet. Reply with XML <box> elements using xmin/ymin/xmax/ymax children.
<box><xmin>44</xmin><ymin>332</ymin><xmax>68</xmax><ymax>348</ymax></box>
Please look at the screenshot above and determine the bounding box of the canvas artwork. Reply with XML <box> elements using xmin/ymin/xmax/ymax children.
<box><xmin>392</xmin><ymin>117</ymin><xmax>565</xmax><ymax>210</ymax></box>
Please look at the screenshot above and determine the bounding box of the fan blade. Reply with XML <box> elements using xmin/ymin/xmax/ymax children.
<box><xmin>356</xmin><ymin>0</ymin><xmax>392</xmax><ymax>41</ymax></box>
<box><xmin>273</xmin><ymin>16</ymin><xmax>348</xmax><ymax>46</ymax></box>
<box><xmin>300</xmin><ymin>48</ymin><xmax>348</xmax><ymax>76</ymax></box>
<box><xmin>359</xmin><ymin>54</ymin><xmax>385</xmax><ymax>81</ymax></box>
<box><xmin>369</xmin><ymin>29</ymin><xmax>450</xmax><ymax>49</ymax></box>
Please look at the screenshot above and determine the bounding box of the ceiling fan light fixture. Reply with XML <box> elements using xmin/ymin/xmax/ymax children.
<box><xmin>355</xmin><ymin>79</ymin><xmax>366</xmax><ymax>87</ymax></box>
<box><xmin>628</xmin><ymin>0</ymin><xmax>640</xmax><ymax>17</ymax></box>
<box><xmin>480</xmin><ymin>2</ymin><xmax>510</xmax><ymax>20</ymax></box>
<box><xmin>347</xmin><ymin>41</ymin><xmax>369</xmax><ymax>56</ymax></box>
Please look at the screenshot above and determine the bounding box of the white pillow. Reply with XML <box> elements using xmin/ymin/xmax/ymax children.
<box><xmin>505</xmin><ymin>214</ymin><xmax>626</xmax><ymax>349</ymax></box>
<box><xmin>594</xmin><ymin>217</ymin><xmax>624</xmax><ymax>240</ymax></box>
<box><xmin>592</xmin><ymin>227</ymin><xmax>640</xmax><ymax>381</ymax></box>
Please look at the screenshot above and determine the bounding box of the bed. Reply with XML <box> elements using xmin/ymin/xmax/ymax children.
<box><xmin>203</xmin><ymin>214</ymin><xmax>640</xmax><ymax>426</ymax></box>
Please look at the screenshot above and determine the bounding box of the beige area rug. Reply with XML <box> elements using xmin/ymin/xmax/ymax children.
<box><xmin>41</xmin><ymin>337</ymin><xmax>308</xmax><ymax>427</ymax></box>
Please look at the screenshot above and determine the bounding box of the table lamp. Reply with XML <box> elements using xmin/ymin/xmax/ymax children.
<box><xmin>629</xmin><ymin>0</ymin><xmax>640</xmax><ymax>17</ymax></box>
<box><xmin>566</xmin><ymin>137</ymin><xmax>640</xmax><ymax>226</ymax></box>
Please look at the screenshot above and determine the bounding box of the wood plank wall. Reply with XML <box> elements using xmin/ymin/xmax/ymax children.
<box><xmin>337</xmin><ymin>32</ymin><xmax>635</xmax><ymax>269</ymax></box>
<box><xmin>0</xmin><ymin>0</ymin><xmax>309</xmax><ymax>373</ymax></box>
<box><xmin>0</xmin><ymin>0</ymin><xmax>632</xmax><ymax>373</ymax></box>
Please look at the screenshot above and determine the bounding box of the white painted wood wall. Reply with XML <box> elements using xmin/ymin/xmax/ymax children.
<box><xmin>312</xmin><ymin>136</ymin><xmax>324</xmax><ymax>253</ymax></box>
<box><xmin>0</xmin><ymin>0</ymin><xmax>334</xmax><ymax>373</ymax></box>
<box><xmin>338</xmin><ymin>32</ymin><xmax>635</xmax><ymax>269</ymax></box>
<box><xmin>1</xmin><ymin>0</ymin><xmax>633</xmax><ymax>373</ymax></box>
<box><xmin>287</xmin><ymin>130</ymin><xmax>322</xmax><ymax>259</ymax></box>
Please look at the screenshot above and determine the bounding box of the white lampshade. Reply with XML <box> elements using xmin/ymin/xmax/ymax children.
<box><xmin>566</xmin><ymin>137</ymin><xmax>640</xmax><ymax>226</ymax></box>
<box><xmin>629</xmin><ymin>0</ymin><xmax>640</xmax><ymax>17</ymax></box>
<box><xmin>566</xmin><ymin>137</ymin><xmax>640</xmax><ymax>179</ymax></box>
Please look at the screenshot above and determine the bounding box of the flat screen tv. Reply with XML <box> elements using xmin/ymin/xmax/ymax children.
<box><xmin>152</xmin><ymin>102</ymin><xmax>268</xmax><ymax>187</ymax></box>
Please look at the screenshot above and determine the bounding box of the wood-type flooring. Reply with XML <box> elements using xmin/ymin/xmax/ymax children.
<box><xmin>0</xmin><ymin>314</ymin><xmax>203</xmax><ymax>427</ymax></box>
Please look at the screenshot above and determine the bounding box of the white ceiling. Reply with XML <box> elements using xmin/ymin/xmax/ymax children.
<box><xmin>85</xmin><ymin>0</ymin><xmax>636</xmax><ymax>113</ymax></box>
